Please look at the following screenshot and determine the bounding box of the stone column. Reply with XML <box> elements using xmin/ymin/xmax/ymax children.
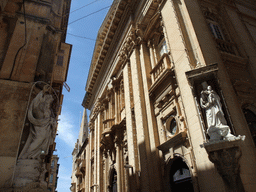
<box><xmin>115</xmin><ymin>132</ymin><xmax>123</xmax><ymax>192</ymax></box>
<box><xmin>96</xmin><ymin>115</ymin><xmax>101</xmax><ymax>192</ymax></box>
<box><xmin>147</xmin><ymin>40</ymin><xmax>156</xmax><ymax>68</ymax></box>
<box><xmin>123</xmin><ymin>62</ymin><xmax>138</xmax><ymax>192</ymax></box>
<box><xmin>130</xmin><ymin>45</ymin><xmax>154</xmax><ymax>191</ymax></box>
<box><xmin>114</xmin><ymin>86</ymin><xmax>119</xmax><ymax>124</ymax></box>
<box><xmin>102</xmin><ymin>152</ymin><xmax>107</xmax><ymax>192</ymax></box>
<box><xmin>94</xmin><ymin>118</ymin><xmax>98</xmax><ymax>191</ymax></box>
<box><xmin>85</xmin><ymin>141</ymin><xmax>90</xmax><ymax>192</ymax></box>
<box><xmin>139</xmin><ymin>41</ymin><xmax>163</xmax><ymax>190</ymax></box>
<box><xmin>88</xmin><ymin>123</ymin><xmax>93</xmax><ymax>191</ymax></box>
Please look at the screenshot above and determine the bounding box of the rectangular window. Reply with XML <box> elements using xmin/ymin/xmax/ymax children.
<box><xmin>51</xmin><ymin>160</ymin><xmax>55</xmax><ymax>168</ymax></box>
<box><xmin>57</xmin><ymin>55</ymin><xmax>64</xmax><ymax>66</ymax></box>
<box><xmin>50</xmin><ymin>174</ymin><xmax>54</xmax><ymax>183</ymax></box>
<box><xmin>158</xmin><ymin>39</ymin><xmax>168</xmax><ymax>58</ymax></box>
<box><xmin>159</xmin><ymin>40</ymin><xmax>168</xmax><ymax>57</ymax></box>
<box><xmin>209</xmin><ymin>23</ymin><xmax>224</xmax><ymax>40</ymax></box>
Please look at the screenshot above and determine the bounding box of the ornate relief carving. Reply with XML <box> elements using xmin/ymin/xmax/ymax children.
<box><xmin>90</xmin><ymin>100</ymin><xmax>104</xmax><ymax>121</ymax></box>
<box><xmin>118</xmin><ymin>27</ymin><xmax>142</xmax><ymax>66</ymax></box>
<box><xmin>114</xmin><ymin>129</ymin><xmax>124</xmax><ymax>146</ymax></box>
<box><xmin>89</xmin><ymin>121</ymin><xmax>95</xmax><ymax>132</ymax></box>
<box><xmin>204</xmin><ymin>140</ymin><xmax>245</xmax><ymax>192</ymax></box>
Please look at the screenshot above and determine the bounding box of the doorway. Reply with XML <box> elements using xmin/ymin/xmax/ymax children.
<box><xmin>169</xmin><ymin>157</ymin><xmax>194</xmax><ymax>192</ymax></box>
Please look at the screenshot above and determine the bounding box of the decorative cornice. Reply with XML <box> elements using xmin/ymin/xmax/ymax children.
<box><xmin>83</xmin><ymin>0</ymin><xmax>161</xmax><ymax>108</ymax></box>
<box><xmin>82</xmin><ymin>92</ymin><xmax>92</xmax><ymax>108</ymax></box>
<box><xmin>157</xmin><ymin>131</ymin><xmax>188</xmax><ymax>153</ymax></box>
<box><xmin>86</xmin><ymin>0</ymin><xmax>128</xmax><ymax>94</ymax></box>
<box><xmin>185</xmin><ymin>63</ymin><xmax>218</xmax><ymax>81</ymax></box>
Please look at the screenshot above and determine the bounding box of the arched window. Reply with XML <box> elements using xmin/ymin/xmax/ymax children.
<box><xmin>169</xmin><ymin>157</ymin><xmax>194</xmax><ymax>192</ymax></box>
<box><xmin>243</xmin><ymin>109</ymin><xmax>256</xmax><ymax>145</ymax></box>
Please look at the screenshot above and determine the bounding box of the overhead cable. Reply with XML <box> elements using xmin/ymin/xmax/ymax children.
<box><xmin>68</xmin><ymin>5</ymin><xmax>111</xmax><ymax>25</ymax></box>
<box><xmin>65</xmin><ymin>0</ymin><xmax>101</xmax><ymax>16</ymax></box>
<box><xmin>67</xmin><ymin>33</ymin><xmax>96</xmax><ymax>41</ymax></box>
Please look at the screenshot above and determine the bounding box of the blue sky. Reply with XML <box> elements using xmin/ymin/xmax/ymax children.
<box><xmin>54</xmin><ymin>1</ymin><xmax>113</xmax><ymax>191</ymax></box>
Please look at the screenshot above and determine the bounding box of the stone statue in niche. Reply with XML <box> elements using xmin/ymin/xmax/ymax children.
<box><xmin>19</xmin><ymin>85</ymin><xmax>56</xmax><ymax>159</ymax></box>
<box><xmin>200</xmin><ymin>82</ymin><xmax>241</xmax><ymax>142</ymax></box>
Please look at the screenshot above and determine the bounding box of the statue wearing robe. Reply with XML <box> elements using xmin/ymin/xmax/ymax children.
<box><xmin>200</xmin><ymin>83</ymin><xmax>235</xmax><ymax>141</ymax></box>
<box><xmin>19</xmin><ymin>86</ymin><xmax>56</xmax><ymax>159</ymax></box>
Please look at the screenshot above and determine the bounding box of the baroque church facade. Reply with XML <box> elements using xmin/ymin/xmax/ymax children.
<box><xmin>74</xmin><ymin>0</ymin><xmax>256</xmax><ymax>192</ymax></box>
<box><xmin>0</xmin><ymin>0</ymin><xmax>71</xmax><ymax>191</ymax></box>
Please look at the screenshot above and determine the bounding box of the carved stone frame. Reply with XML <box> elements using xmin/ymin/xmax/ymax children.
<box><xmin>163</xmin><ymin>154</ymin><xmax>196</xmax><ymax>192</ymax></box>
<box><xmin>165</xmin><ymin>115</ymin><xmax>179</xmax><ymax>138</ymax></box>
<box><xmin>185</xmin><ymin>63</ymin><xmax>235</xmax><ymax>141</ymax></box>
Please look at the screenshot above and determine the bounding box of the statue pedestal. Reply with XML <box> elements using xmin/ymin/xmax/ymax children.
<box><xmin>12</xmin><ymin>159</ymin><xmax>47</xmax><ymax>191</ymax></box>
<box><xmin>203</xmin><ymin>139</ymin><xmax>245</xmax><ymax>192</ymax></box>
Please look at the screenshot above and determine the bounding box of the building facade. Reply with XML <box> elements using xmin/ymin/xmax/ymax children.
<box><xmin>81</xmin><ymin>0</ymin><xmax>256</xmax><ymax>191</ymax></box>
<box><xmin>71</xmin><ymin>109</ymin><xmax>89</xmax><ymax>192</ymax></box>
<box><xmin>0</xmin><ymin>0</ymin><xmax>71</xmax><ymax>191</ymax></box>
<box><xmin>48</xmin><ymin>155</ymin><xmax>60</xmax><ymax>192</ymax></box>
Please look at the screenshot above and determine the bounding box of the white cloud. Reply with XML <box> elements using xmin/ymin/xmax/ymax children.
<box><xmin>56</xmin><ymin>159</ymin><xmax>73</xmax><ymax>192</ymax></box>
<box><xmin>57</xmin><ymin>173</ymin><xmax>72</xmax><ymax>191</ymax></box>
<box><xmin>57</xmin><ymin>112</ymin><xmax>77</xmax><ymax>148</ymax></box>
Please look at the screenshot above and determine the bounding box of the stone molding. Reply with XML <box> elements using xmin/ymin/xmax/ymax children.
<box><xmin>86</xmin><ymin>0</ymin><xmax>128</xmax><ymax>94</ymax></box>
<box><xmin>157</xmin><ymin>131</ymin><xmax>188</xmax><ymax>153</ymax></box>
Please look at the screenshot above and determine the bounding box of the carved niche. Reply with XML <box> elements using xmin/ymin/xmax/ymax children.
<box><xmin>186</xmin><ymin>63</ymin><xmax>246</xmax><ymax>191</ymax></box>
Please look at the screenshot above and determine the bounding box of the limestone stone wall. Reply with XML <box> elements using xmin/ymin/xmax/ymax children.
<box><xmin>0</xmin><ymin>80</ymin><xmax>31</xmax><ymax>187</ymax></box>
<box><xmin>81</xmin><ymin>0</ymin><xmax>256</xmax><ymax>191</ymax></box>
<box><xmin>0</xmin><ymin>0</ymin><xmax>72</xmax><ymax>190</ymax></box>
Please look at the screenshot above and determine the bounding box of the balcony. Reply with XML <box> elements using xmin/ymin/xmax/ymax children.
<box><xmin>215</xmin><ymin>39</ymin><xmax>237</xmax><ymax>55</ymax></box>
<box><xmin>151</xmin><ymin>53</ymin><xmax>173</xmax><ymax>83</ymax></box>
<box><xmin>100</xmin><ymin>119</ymin><xmax>126</xmax><ymax>150</ymax></box>
<box><xmin>103</xmin><ymin>118</ymin><xmax>115</xmax><ymax>129</ymax></box>
<box><xmin>149</xmin><ymin>53</ymin><xmax>174</xmax><ymax>96</ymax></box>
